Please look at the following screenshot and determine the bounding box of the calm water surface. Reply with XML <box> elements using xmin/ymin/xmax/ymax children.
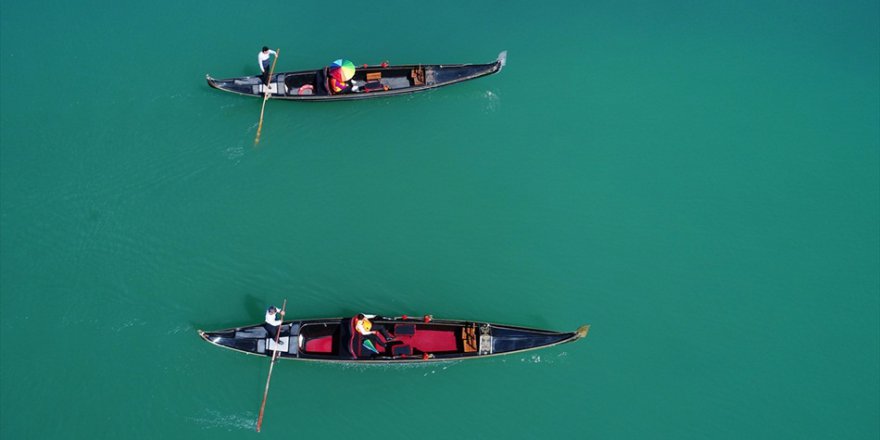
<box><xmin>1</xmin><ymin>0</ymin><xmax>878</xmax><ymax>438</ymax></box>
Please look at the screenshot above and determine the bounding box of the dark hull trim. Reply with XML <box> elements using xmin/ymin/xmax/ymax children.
<box><xmin>198</xmin><ymin>316</ymin><xmax>588</xmax><ymax>364</ymax></box>
<box><xmin>206</xmin><ymin>51</ymin><xmax>506</xmax><ymax>102</ymax></box>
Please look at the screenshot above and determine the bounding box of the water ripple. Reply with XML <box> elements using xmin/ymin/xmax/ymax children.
<box><xmin>187</xmin><ymin>409</ymin><xmax>255</xmax><ymax>431</ymax></box>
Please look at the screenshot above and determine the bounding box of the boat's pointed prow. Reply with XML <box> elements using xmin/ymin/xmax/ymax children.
<box><xmin>497</xmin><ymin>51</ymin><xmax>508</xmax><ymax>70</ymax></box>
<box><xmin>575</xmin><ymin>324</ymin><xmax>590</xmax><ymax>340</ymax></box>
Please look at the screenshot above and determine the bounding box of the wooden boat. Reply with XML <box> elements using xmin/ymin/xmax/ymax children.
<box><xmin>206</xmin><ymin>51</ymin><xmax>507</xmax><ymax>101</ymax></box>
<box><xmin>198</xmin><ymin>315</ymin><xmax>588</xmax><ymax>363</ymax></box>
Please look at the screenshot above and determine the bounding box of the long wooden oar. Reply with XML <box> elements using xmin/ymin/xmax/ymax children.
<box><xmin>254</xmin><ymin>48</ymin><xmax>280</xmax><ymax>146</ymax></box>
<box><xmin>255</xmin><ymin>298</ymin><xmax>287</xmax><ymax>432</ymax></box>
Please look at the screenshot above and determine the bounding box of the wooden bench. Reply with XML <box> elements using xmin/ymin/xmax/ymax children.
<box><xmin>366</xmin><ymin>72</ymin><xmax>382</xmax><ymax>81</ymax></box>
<box><xmin>411</xmin><ymin>67</ymin><xmax>425</xmax><ymax>86</ymax></box>
<box><xmin>462</xmin><ymin>326</ymin><xmax>477</xmax><ymax>352</ymax></box>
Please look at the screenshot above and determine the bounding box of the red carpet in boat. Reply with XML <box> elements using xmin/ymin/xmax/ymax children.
<box><xmin>306</xmin><ymin>329</ymin><xmax>458</xmax><ymax>355</ymax></box>
<box><xmin>304</xmin><ymin>335</ymin><xmax>333</xmax><ymax>353</ymax></box>
<box><xmin>395</xmin><ymin>330</ymin><xmax>457</xmax><ymax>352</ymax></box>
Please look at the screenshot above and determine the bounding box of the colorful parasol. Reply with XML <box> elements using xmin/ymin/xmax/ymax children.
<box><xmin>329</xmin><ymin>59</ymin><xmax>356</xmax><ymax>81</ymax></box>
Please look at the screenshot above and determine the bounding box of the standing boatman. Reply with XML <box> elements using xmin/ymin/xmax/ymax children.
<box><xmin>263</xmin><ymin>305</ymin><xmax>285</xmax><ymax>339</ymax></box>
<box><xmin>258</xmin><ymin>46</ymin><xmax>278</xmax><ymax>86</ymax></box>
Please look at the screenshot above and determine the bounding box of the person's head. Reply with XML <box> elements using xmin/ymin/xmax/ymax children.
<box><xmin>262</xmin><ymin>46</ymin><xmax>269</xmax><ymax>53</ymax></box>
<box><xmin>356</xmin><ymin>314</ymin><xmax>365</xmax><ymax>320</ymax></box>
<box><xmin>268</xmin><ymin>306</ymin><xmax>278</xmax><ymax>314</ymax></box>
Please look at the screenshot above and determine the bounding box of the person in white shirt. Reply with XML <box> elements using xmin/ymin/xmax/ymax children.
<box><xmin>263</xmin><ymin>305</ymin><xmax>285</xmax><ymax>339</ymax></box>
<box><xmin>258</xmin><ymin>46</ymin><xmax>277</xmax><ymax>85</ymax></box>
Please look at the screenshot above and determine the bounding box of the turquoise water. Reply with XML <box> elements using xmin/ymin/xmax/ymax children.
<box><xmin>1</xmin><ymin>0</ymin><xmax>878</xmax><ymax>438</ymax></box>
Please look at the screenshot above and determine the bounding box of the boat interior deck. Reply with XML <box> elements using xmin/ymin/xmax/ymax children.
<box><xmin>282</xmin><ymin>66</ymin><xmax>426</xmax><ymax>97</ymax></box>
<box><xmin>299</xmin><ymin>320</ymin><xmax>478</xmax><ymax>359</ymax></box>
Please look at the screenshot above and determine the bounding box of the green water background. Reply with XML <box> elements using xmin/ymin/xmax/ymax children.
<box><xmin>1</xmin><ymin>0</ymin><xmax>878</xmax><ymax>438</ymax></box>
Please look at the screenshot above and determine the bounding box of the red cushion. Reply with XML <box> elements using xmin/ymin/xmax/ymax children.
<box><xmin>411</xmin><ymin>330</ymin><xmax>457</xmax><ymax>352</ymax></box>
<box><xmin>304</xmin><ymin>335</ymin><xmax>333</xmax><ymax>353</ymax></box>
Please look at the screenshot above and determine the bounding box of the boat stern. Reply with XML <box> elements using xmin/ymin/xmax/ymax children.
<box><xmin>197</xmin><ymin>329</ymin><xmax>213</xmax><ymax>342</ymax></box>
<box><xmin>205</xmin><ymin>75</ymin><xmax>219</xmax><ymax>89</ymax></box>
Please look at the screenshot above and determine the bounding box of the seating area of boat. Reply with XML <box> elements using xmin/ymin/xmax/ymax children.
<box><xmin>206</xmin><ymin>51</ymin><xmax>507</xmax><ymax>101</ymax></box>
<box><xmin>199</xmin><ymin>314</ymin><xmax>588</xmax><ymax>363</ymax></box>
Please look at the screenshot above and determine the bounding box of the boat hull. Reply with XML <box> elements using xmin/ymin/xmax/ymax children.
<box><xmin>206</xmin><ymin>51</ymin><xmax>506</xmax><ymax>102</ymax></box>
<box><xmin>198</xmin><ymin>316</ymin><xmax>587</xmax><ymax>364</ymax></box>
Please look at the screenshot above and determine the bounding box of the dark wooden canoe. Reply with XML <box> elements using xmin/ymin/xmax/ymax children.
<box><xmin>198</xmin><ymin>315</ymin><xmax>588</xmax><ymax>363</ymax></box>
<box><xmin>206</xmin><ymin>51</ymin><xmax>506</xmax><ymax>102</ymax></box>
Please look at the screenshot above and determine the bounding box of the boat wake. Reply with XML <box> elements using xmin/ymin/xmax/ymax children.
<box><xmin>492</xmin><ymin>351</ymin><xmax>570</xmax><ymax>365</ymax></box>
<box><xmin>166</xmin><ymin>323</ymin><xmax>194</xmax><ymax>335</ymax></box>
<box><xmin>422</xmin><ymin>363</ymin><xmax>459</xmax><ymax>377</ymax></box>
<box><xmin>113</xmin><ymin>317</ymin><xmax>146</xmax><ymax>332</ymax></box>
<box><xmin>224</xmin><ymin>143</ymin><xmax>245</xmax><ymax>161</ymax></box>
<box><xmin>328</xmin><ymin>359</ymin><xmax>463</xmax><ymax>374</ymax></box>
<box><xmin>482</xmin><ymin>90</ymin><xmax>500</xmax><ymax>113</ymax></box>
<box><xmin>519</xmin><ymin>351</ymin><xmax>569</xmax><ymax>364</ymax></box>
<box><xmin>187</xmin><ymin>408</ymin><xmax>255</xmax><ymax>431</ymax></box>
